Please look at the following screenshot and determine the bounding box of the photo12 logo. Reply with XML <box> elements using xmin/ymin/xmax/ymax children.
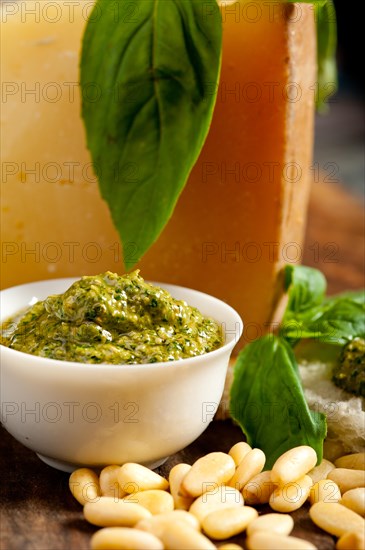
<box><xmin>1</xmin><ymin>1</ymin><xmax>140</xmax><ymax>24</ymax></box>
<box><xmin>1</xmin><ymin>400</ymin><xmax>139</xmax><ymax>425</ymax></box>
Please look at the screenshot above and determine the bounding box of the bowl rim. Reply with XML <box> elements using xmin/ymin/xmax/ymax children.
<box><xmin>0</xmin><ymin>277</ymin><xmax>243</xmax><ymax>373</ymax></box>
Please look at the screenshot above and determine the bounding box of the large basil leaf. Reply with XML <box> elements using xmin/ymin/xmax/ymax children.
<box><xmin>81</xmin><ymin>0</ymin><xmax>222</xmax><ymax>268</ymax></box>
<box><xmin>230</xmin><ymin>335</ymin><xmax>327</xmax><ymax>469</ymax></box>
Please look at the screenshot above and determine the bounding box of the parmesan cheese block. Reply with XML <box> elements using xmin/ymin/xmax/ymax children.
<box><xmin>1</xmin><ymin>2</ymin><xmax>315</xmax><ymax>344</ymax></box>
<box><xmin>299</xmin><ymin>362</ymin><xmax>365</xmax><ymax>460</ymax></box>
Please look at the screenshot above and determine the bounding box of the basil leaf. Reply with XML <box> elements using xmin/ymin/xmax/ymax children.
<box><xmin>315</xmin><ymin>0</ymin><xmax>337</xmax><ymax>109</ymax></box>
<box><xmin>324</xmin><ymin>289</ymin><xmax>365</xmax><ymax>305</ymax></box>
<box><xmin>283</xmin><ymin>264</ymin><xmax>327</xmax><ymax>317</ymax></box>
<box><xmin>230</xmin><ymin>335</ymin><xmax>326</xmax><ymax>469</ymax></box>
<box><xmin>81</xmin><ymin>0</ymin><xmax>222</xmax><ymax>268</ymax></box>
<box><xmin>283</xmin><ymin>294</ymin><xmax>365</xmax><ymax>345</ymax></box>
<box><xmin>284</xmin><ymin>0</ymin><xmax>337</xmax><ymax>110</ymax></box>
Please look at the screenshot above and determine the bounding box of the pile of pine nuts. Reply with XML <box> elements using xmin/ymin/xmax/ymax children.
<box><xmin>69</xmin><ymin>444</ymin><xmax>365</xmax><ymax>550</ymax></box>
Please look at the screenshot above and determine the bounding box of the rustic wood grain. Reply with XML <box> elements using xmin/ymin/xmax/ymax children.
<box><xmin>303</xmin><ymin>181</ymin><xmax>365</xmax><ymax>293</ymax></box>
<box><xmin>1</xmin><ymin>181</ymin><xmax>363</xmax><ymax>550</ymax></box>
<box><xmin>0</xmin><ymin>421</ymin><xmax>336</xmax><ymax>550</ymax></box>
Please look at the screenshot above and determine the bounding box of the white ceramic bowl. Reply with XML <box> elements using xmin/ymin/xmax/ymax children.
<box><xmin>0</xmin><ymin>278</ymin><xmax>243</xmax><ymax>472</ymax></box>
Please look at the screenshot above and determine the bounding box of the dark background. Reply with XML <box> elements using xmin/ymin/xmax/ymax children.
<box><xmin>315</xmin><ymin>0</ymin><xmax>364</xmax><ymax>200</ymax></box>
<box><xmin>334</xmin><ymin>0</ymin><xmax>363</xmax><ymax>91</ymax></box>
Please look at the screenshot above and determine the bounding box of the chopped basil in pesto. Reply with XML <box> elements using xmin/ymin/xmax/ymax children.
<box><xmin>1</xmin><ymin>271</ymin><xmax>223</xmax><ymax>364</ymax></box>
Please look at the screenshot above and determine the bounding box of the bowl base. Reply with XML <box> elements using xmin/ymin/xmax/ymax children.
<box><xmin>36</xmin><ymin>454</ymin><xmax>80</xmax><ymax>472</ymax></box>
<box><xmin>36</xmin><ymin>453</ymin><xmax>169</xmax><ymax>472</ymax></box>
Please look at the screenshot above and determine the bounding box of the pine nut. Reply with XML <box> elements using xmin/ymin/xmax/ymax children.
<box><xmin>269</xmin><ymin>475</ymin><xmax>313</xmax><ymax>513</ymax></box>
<box><xmin>246</xmin><ymin>513</ymin><xmax>294</xmax><ymax>537</ymax></box>
<box><xmin>229</xmin><ymin>449</ymin><xmax>266</xmax><ymax>491</ymax></box>
<box><xmin>271</xmin><ymin>446</ymin><xmax>317</xmax><ymax>485</ymax></box>
<box><xmin>202</xmin><ymin>506</ymin><xmax>258</xmax><ymax>540</ymax></box>
<box><xmin>229</xmin><ymin>442</ymin><xmax>252</xmax><ymax>467</ymax></box>
<box><xmin>84</xmin><ymin>497</ymin><xmax>151</xmax><ymax>527</ymax></box>
<box><xmin>242</xmin><ymin>471</ymin><xmax>277</xmax><ymax>505</ymax></box>
<box><xmin>136</xmin><ymin>510</ymin><xmax>200</xmax><ymax>538</ymax></box>
<box><xmin>309</xmin><ymin>501</ymin><xmax>365</xmax><ymax>537</ymax></box>
<box><xmin>335</xmin><ymin>453</ymin><xmax>365</xmax><ymax>471</ymax></box>
<box><xmin>161</xmin><ymin>520</ymin><xmax>216</xmax><ymax>550</ymax></box>
<box><xmin>90</xmin><ymin>527</ymin><xmax>164</xmax><ymax>550</ymax></box>
<box><xmin>340</xmin><ymin>488</ymin><xmax>365</xmax><ymax>516</ymax></box>
<box><xmin>100</xmin><ymin>465</ymin><xmax>126</xmax><ymax>499</ymax></box>
<box><xmin>70</xmin><ymin>452</ymin><xmax>365</xmax><ymax>550</ymax></box>
<box><xmin>69</xmin><ymin>468</ymin><xmax>101</xmax><ymax>506</ymax></box>
<box><xmin>181</xmin><ymin>452</ymin><xmax>236</xmax><ymax>497</ymax></box>
<box><xmin>124</xmin><ymin>489</ymin><xmax>174</xmax><ymax>515</ymax></box>
<box><xmin>309</xmin><ymin>479</ymin><xmax>341</xmax><ymax>505</ymax></box>
<box><xmin>307</xmin><ymin>459</ymin><xmax>335</xmax><ymax>484</ymax></box>
<box><xmin>189</xmin><ymin>485</ymin><xmax>244</xmax><ymax>523</ymax></box>
<box><xmin>327</xmin><ymin>468</ymin><xmax>365</xmax><ymax>493</ymax></box>
<box><xmin>117</xmin><ymin>463</ymin><xmax>169</xmax><ymax>493</ymax></box>
<box><xmin>336</xmin><ymin>531</ymin><xmax>365</xmax><ymax>550</ymax></box>
<box><xmin>246</xmin><ymin>533</ymin><xmax>317</xmax><ymax>550</ymax></box>
<box><xmin>169</xmin><ymin>463</ymin><xmax>194</xmax><ymax>510</ymax></box>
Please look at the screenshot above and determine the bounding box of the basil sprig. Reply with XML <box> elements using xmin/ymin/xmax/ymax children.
<box><xmin>231</xmin><ymin>265</ymin><xmax>364</xmax><ymax>467</ymax></box>
<box><xmin>81</xmin><ymin>0</ymin><xmax>222</xmax><ymax>268</ymax></box>
<box><xmin>282</xmin><ymin>265</ymin><xmax>365</xmax><ymax>344</ymax></box>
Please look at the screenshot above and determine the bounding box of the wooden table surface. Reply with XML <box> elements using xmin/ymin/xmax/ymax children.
<box><xmin>1</xmin><ymin>181</ymin><xmax>364</xmax><ymax>550</ymax></box>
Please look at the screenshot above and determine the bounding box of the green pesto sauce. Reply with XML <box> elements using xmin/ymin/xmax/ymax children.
<box><xmin>1</xmin><ymin>271</ymin><xmax>223</xmax><ymax>364</ymax></box>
